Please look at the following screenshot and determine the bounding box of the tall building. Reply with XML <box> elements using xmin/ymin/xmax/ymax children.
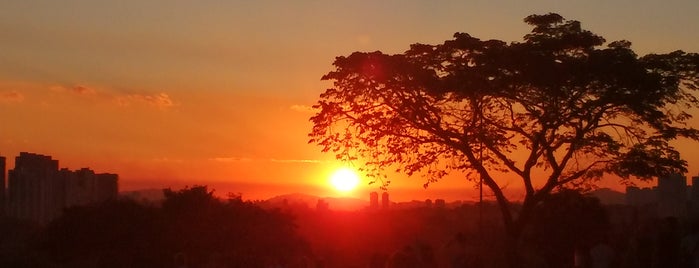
<box><xmin>692</xmin><ymin>176</ymin><xmax>699</xmax><ymax>202</ymax></box>
<box><xmin>0</xmin><ymin>155</ymin><xmax>5</xmax><ymax>216</ymax></box>
<box><xmin>7</xmin><ymin>152</ymin><xmax>118</xmax><ymax>224</ymax></box>
<box><xmin>316</xmin><ymin>199</ymin><xmax>329</xmax><ymax>211</ymax></box>
<box><xmin>625</xmin><ymin>186</ymin><xmax>656</xmax><ymax>207</ymax></box>
<box><xmin>381</xmin><ymin>192</ymin><xmax>390</xmax><ymax>209</ymax></box>
<box><xmin>435</xmin><ymin>199</ymin><xmax>446</xmax><ymax>209</ymax></box>
<box><xmin>7</xmin><ymin>152</ymin><xmax>61</xmax><ymax>223</ymax></box>
<box><xmin>657</xmin><ymin>173</ymin><xmax>687</xmax><ymax>218</ymax></box>
<box><xmin>61</xmin><ymin>168</ymin><xmax>118</xmax><ymax>207</ymax></box>
<box><xmin>369</xmin><ymin>191</ymin><xmax>379</xmax><ymax>209</ymax></box>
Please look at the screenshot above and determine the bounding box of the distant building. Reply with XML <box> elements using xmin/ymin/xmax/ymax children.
<box><xmin>7</xmin><ymin>152</ymin><xmax>61</xmax><ymax>223</ymax></box>
<box><xmin>7</xmin><ymin>152</ymin><xmax>118</xmax><ymax>224</ymax></box>
<box><xmin>61</xmin><ymin>168</ymin><xmax>118</xmax><ymax>207</ymax></box>
<box><xmin>657</xmin><ymin>173</ymin><xmax>687</xmax><ymax>218</ymax></box>
<box><xmin>425</xmin><ymin>199</ymin><xmax>433</xmax><ymax>208</ymax></box>
<box><xmin>316</xmin><ymin>199</ymin><xmax>329</xmax><ymax>211</ymax></box>
<box><xmin>381</xmin><ymin>192</ymin><xmax>389</xmax><ymax>209</ymax></box>
<box><xmin>689</xmin><ymin>175</ymin><xmax>699</xmax><ymax>214</ymax></box>
<box><xmin>692</xmin><ymin>176</ymin><xmax>699</xmax><ymax>202</ymax></box>
<box><xmin>0</xmin><ymin>155</ymin><xmax>5</xmax><ymax>216</ymax></box>
<box><xmin>369</xmin><ymin>191</ymin><xmax>379</xmax><ymax>209</ymax></box>
<box><xmin>434</xmin><ymin>199</ymin><xmax>446</xmax><ymax>209</ymax></box>
<box><xmin>626</xmin><ymin>186</ymin><xmax>656</xmax><ymax>207</ymax></box>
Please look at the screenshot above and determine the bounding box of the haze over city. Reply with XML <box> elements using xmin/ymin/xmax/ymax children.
<box><xmin>2</xmin><ymin>1</ymin><xmax>699</xmax><ymax>202</ymax></box>
<box><xmin>5</xmin><ymin>1</ymin><xmax>699</xmax><ymax>268</ymax></box>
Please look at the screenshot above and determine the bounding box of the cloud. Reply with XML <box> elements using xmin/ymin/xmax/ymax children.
<box><xmin>152</xmin><ymin>157</ymin><xmax>184</xmax><ymax>163</ymax></box>
<box><xmin>210</xmin><ymin>157</ymin><xmax>253</xmax><ymax>163</ymax></box>
<box><xmin>71</xmin><ymin>85</ymin><xmax>97</xmax><ymax>95</ymax></box>
<box><xmin>290</xmin><ymin>104</ymin><xmax>315</xmax><ymax>113</ymax></box>
<box><xmin>49</xmin><ymin>85</ymin><xmax>98</xmax><ymax>95</ymax></box>
<box><xmin>210</xmin><ymin>157</ymin><xmax>322</xmax><ymax>164</ymax></box>
<box><xmin>270</xmin><ymin>158</ymin><xmax>322</xmax><ymax>164</ymax></box>
<box><xmin>0</xmin><ymin>91</ymin><xmax>24</xmax><ymax>103</ymax></box>
<box><xmin>51</xmin><ymin>84</ymin><xmax>176</xmax><ymax>110</ymax></box>
<box><xmin>116</xmin><ymin>92</ymin><xmax>175</xmax><ymax>109</ymax></box>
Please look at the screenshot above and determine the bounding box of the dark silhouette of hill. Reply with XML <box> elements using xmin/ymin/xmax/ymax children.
<box><xmin>120</xmin><ymin>189</ymin><xmax>370</xmax><ymax>210</ymax></box>
<box><xmin>265</xmin><ymin>192</ymin><xmax>319</xmax><ymax>206</ymax></box>
<box><xmin>264</xmin><ymin>193</ymin><xmax>368</xmax><ymax>211</ymax></box>
<box><xmin>589</xmin><ymin>188</ymin><xmax>626</xmax><ymax>205</ymax></box>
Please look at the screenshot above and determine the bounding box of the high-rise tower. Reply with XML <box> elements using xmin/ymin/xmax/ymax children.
<box><xmin>369</xmin><ymin>191</ymin><xmax>379</xmax><ymax>209</ymax></box>
<box><xmin>7</xmin><ymin>152</ymin><xmax>118</xmax><ymax>224</ymax></box>
<box><xmin>0</xmin><ymin>155</ymin><xmax>5</xmax><ymax>216</ymax></box>
<box><xmin>8</xmin><ymin>152</ymin><xmax>60</xmax><ymax>223</ymax></box>
<box><xmin>657</xmin><ymin>173</ymin><xmax>687</xmax><ymax>218</ymax></box>
<box><xmin>381</xmin><ymin>192</ymin><xmax>390</xmax><ymax>209</ymax></box>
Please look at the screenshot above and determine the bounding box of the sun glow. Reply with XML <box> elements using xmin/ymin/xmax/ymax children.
<box><xmin>330</xmin><ymin>167</ymin><xmax>360</xmax><ymax>192</ymax></box>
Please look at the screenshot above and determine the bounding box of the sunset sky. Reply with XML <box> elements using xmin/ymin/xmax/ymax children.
<box><xmin>2</xmin><ymin>1</ymin><xmax>699</xmax><ymax>201</ymax></box>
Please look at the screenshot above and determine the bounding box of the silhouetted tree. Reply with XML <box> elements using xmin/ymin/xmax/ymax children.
<box><xmin>525</xmin><ymin>190</ymin><xmax>610</xmax><ymax>267</ymax></box>
<box><xmin>160</xmin><ymin>186</ymin><xmax>308</xmax><ymax>267</ymax></box>
<box><xmin>310</xmin><ymin>12</ymin><xmax>699</xmax><ymax>265</ymax></box>
<box><xmin>0</xmin><ymin>216</ymin><xmax>43</xmax><ymax>267</ymax></box>
<box><xmin>37</xmin><ymin>186</ymin><xmax>307</xmax><ymax>267</ymax></box>
<box><xmin>39</xmin><ymin>199</ymin><xmax>161</xmax><ymax>267</ymax></box>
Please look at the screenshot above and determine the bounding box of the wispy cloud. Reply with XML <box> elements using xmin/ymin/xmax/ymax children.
<box><xmin>70</xmin><ymin>85</ymin><xmax>97</xmax><ymax>95</ymax></box>
<box><xmin>210</xmin><ymin>157</ymin><xmax>253</xmax><ymax>163</ymax></box>
<box><xmin>116</xmin><ymin>92</ymin><xmax>175</xmax><ymax>109</ymax></box>
<box><xmin>0</xmin><ymin>91</ymin><xmax>24</xmax><ymax>103</ymax></box>
<box><xmin>51</xmin><ymin>85</ymin><xmax>97</xmax><ymax>95</ymax></box>
<box><xmin>270</xmin><ymin>158</ymin><xmax>322</xmax><ymax>164</ymax></box>
<box><xmin>290</xmin><ymin>104</ymin><xmax>315</xmax><ymax>113</ymax></box>
<box><xmin>49</xmin><ymin>84</ymin><xmax>177</xmax><ymax>110</ymax></box>
<box><xmin>210</xmin><ymin>157</ymin><xmax>322</xmax><ymax>164</ymax></box>
<box><xmin>152</xmin><ymin>157</ymin><xmax>184</xmax><ymax>163</ymax></box>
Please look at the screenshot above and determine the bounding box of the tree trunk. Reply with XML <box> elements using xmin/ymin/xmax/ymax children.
<box><xmin>500</xmin><ymin>194</ymin><xmax>540</xmax><ymax>268</ymax></box>
<box><xmin>504</xmin><ymin>232</ymin><xmax>522</xmax><ymax>268</ymax></box>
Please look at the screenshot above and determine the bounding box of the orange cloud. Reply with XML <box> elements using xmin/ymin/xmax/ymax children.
<box><xmin>71</xmin><ymin>85</ymin><xmax>97</xmax><ymax>95</ymax></box>
<box><xmin>50</xmin><ymin>85</ymin><xmax>174</xmax><ymax>110</ymax></box>
<box><xmin>210</xmin><ymin>157</ymin><xmax>253</xmax><ymax>163</ymax></box>
<box><xmin>50</xmin><ymin>85</ymin><xmax>98</xmax><ymax>95</ymax></box>
<box><xmin>211</xmin><ymin>156</ymin><xmax>322</xmax><ymax>164</ymax></box>
<box><xmin>270</xmin><ymin>158</ymin><xmax>322</xmax><ymax>164</ymax></box>
<box><xmin>290</xmin><ymin>104</ymin><xmax>315</xmax><ymax>113</ymax></box>
<box><xmin>116</xmin><ymin>92</ymin><xmax>175</xmax><ymax>109</ymax></box>
<box><xmin>151</xmin><ymin>157</ymin><xmax>184</xmax><ymax>163</ymax></box>
<box><xmin>0</xmin><ymin>91</ymin><xmax>24</xmax><ymax>103</ymax></box>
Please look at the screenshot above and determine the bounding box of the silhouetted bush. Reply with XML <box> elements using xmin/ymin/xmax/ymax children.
<box><xmin>523</xmin><ymin>190</ymin><xmax>610</xmax><ymax>267</ymax></box>
<box><xmin>33</xmin><ymin>185</ymin><xmax>307</xmax><ymax>268</ymax></box>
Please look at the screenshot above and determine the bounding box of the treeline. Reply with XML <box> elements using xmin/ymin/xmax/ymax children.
<box><xmin>292</xmin><ymin>189</ymin><xmax>612</xmax><ymax>268</ymax></box>
<box><xmin>0</xmin><ymin>186</ymin><xmax>308</xmax><ymax>268</ymax></box>
<box><xmin>2</xmin><ymin>186</ymin><xmax>681</xmax><ymax>267</ymax></box>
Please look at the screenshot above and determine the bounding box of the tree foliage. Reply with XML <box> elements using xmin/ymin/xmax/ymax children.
<box><xmin>310</xmin><ymin>13</ymin><xmax>699</xmax><ymax>241</ymax></box>
<box><xmin>525</xmin><ymin>190</ymin><xmax>610</xmax><ymax>267</ymax></box>
<box><xmin>37</xmin><ymin>186</ymin><xmax>307</xmax><ymax>268</ymax></box>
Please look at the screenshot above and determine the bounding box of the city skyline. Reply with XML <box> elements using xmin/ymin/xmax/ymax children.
<box><xmin>2</xmin><ymin>2</ymin><xmax>699</xmax><ymax>201</ymax></box>
<box><xmin>1</xmin><ymin>152</ymin><xmax>118</xmax><ymax>223</ymax></box>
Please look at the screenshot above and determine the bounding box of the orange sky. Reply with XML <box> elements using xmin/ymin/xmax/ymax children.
<box><xmin>2</xmin><ymin>1</ymin><xmax>699</xmax><ymax>201</ymax></box>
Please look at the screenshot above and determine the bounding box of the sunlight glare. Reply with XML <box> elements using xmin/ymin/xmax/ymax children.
<box><xmin>330</xmin><ymin>167</ymin><xmax>360</xmax><ymax>192</ymax></box>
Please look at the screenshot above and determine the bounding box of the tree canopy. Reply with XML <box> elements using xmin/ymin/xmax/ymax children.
<box><xmin>37</xmin><ymin>186</ymin><xmax>307</xmax><ymax>268</ymax></box>
<box><xmin>309</xmin><ymin>13</ymin><xmax>699</xmax><ymax>244</ymax></box>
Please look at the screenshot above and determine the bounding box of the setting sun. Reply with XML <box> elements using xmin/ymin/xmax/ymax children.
<box><xmin>329</xmin><ymin>167</ymin><xmax>360</xmax><ymax>192</ymax></box>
